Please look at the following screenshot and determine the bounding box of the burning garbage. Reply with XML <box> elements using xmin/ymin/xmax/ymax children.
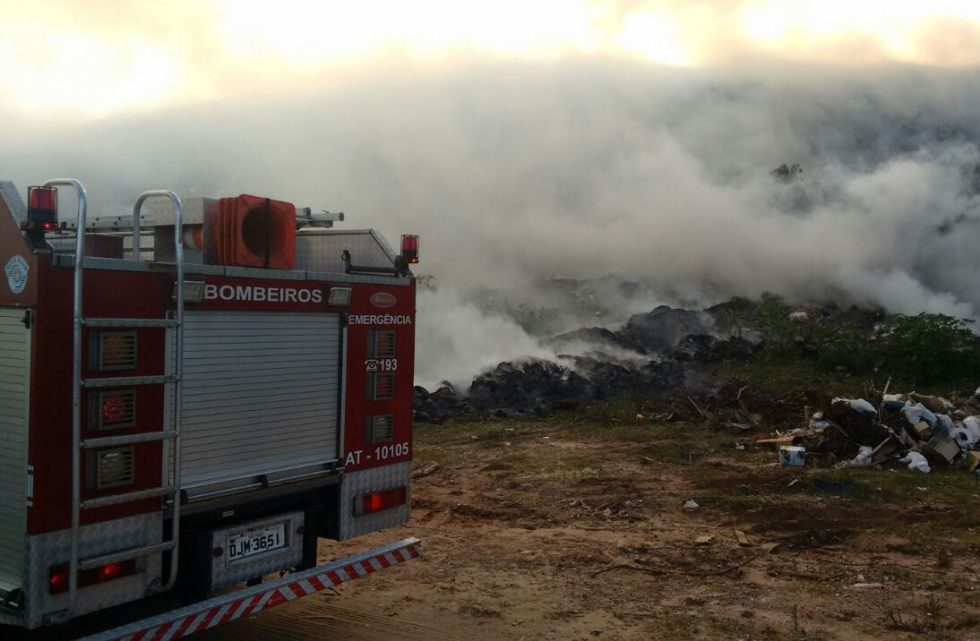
<box><xmin>413</xmin><ymin>292</ymin><xmax>980</xmax><ymax>479</ymax></box>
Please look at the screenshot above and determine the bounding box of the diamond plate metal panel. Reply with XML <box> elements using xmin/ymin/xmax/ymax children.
<box><xmin>208</xmin><ymin>511</ymin><xmax>304</xmax><ymax>591</ymax></box>
<box><xmin>337</xmin><ymin>462</ymin><xmax>411</xmax><ymax>540</ymax></box>
<box><xmin>21</xmin><ymin>513</ymin><xmax>162</xmax><ymax>629</ymax></box>
<box><xmin>296</xmin><ymin>230</ymin><xmax>396</xmax><ymax>273</ymax></box>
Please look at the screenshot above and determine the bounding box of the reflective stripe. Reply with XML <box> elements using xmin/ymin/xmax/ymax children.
<box><xmin>77</xmin><ymin>538</ymin><xmax>421</xmax><ymax>641</ymax></box>
<box><xmin>250</xmin><ymin>586</ymin><xmax>278</xmax><ymax>614</ymax></box>
<box><xmin>307</xmin><ymin>575</ymin><xmax>325</xmax><ymax>591</ymax></box>
<box><xmin>297</xmin><ymin>578</ymin><xmax>316</xmax><ymax>595</ymax></box>
<box><xmin>135</xmin><ymin>627</ymin><xmax>159</xmax><ymax>641</ymax></box>
<box><xmin>229</xmin><ymin>595</ymin><xmax>256</xmax><ymax>621</ymax></box>
<box><xmin>206</xmin><ymin>604</ymin><xmax>233</xmax><ymax>629</ymax></box>
<box><xmin>182</xmin><ymin>611</ymin><xmax>211</xmax><ymax>636</ymax></box>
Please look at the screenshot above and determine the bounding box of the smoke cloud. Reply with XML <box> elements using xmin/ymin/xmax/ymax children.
<box><xmin>2</xmin><ymin>61</ymin><xmax>980</xmax><ymax>385</ymax></box>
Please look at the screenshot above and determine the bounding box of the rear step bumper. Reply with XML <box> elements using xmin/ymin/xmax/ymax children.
<box><xmin>78</xmin><ymin>537</ymin><xmax>421</xmax><ymax>641</ymax></box>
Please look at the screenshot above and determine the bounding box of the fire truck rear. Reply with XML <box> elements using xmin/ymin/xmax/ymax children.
<box><xmin>0</xmin><ymin>179</ymin><xmax>420</xmax><ymax>638</ymax></box>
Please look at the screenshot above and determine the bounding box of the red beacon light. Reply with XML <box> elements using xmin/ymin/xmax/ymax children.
<box><xmin>400</xmin><ymin>234</ymin><xmax>419</xmax><ymax>264</ymax></box>
<box><xmin>26</xmin><ymin>186</ymin><xmax>59</xmax><ymax>233</ymax></box>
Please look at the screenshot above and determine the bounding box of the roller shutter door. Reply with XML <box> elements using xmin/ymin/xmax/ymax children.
<box><xmin>179</xmin><ymin>311</ymin><xmax>341</xmax><ymax>487</ymax></box>
<box><xmin>0</xmin><ymin>308</ymin><xmax>29</xmax><ymax>592</ymax></box>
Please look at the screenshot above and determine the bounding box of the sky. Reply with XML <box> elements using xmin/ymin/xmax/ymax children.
<box><xmin>3</xmin><ymin>1</ymin><xmax>980</xmax><ymax>119</ymax></box>
<box><xmin>3</xmin><ymin>1</ymin><xmax>980</xmax><ymax>387</ymax></box>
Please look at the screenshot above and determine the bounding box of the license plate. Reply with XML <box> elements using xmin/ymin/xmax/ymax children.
<box><xmin>227</xmin><ymin>524</ymin><xmax>286</xmax><ymax>561</ymax></box>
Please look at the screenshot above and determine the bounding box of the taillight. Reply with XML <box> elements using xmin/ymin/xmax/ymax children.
<box><xmin>102</xmin><ymin>394</ymin><xmax>128</xmax><ymax>422</ymax></box>
<box><xmin>91</xmin><ymin>332</ymin><xmax>138</xmax><ymax>371</ymax></box>
<box><xmin>89</xmin><ymin>388</ymin><xmax>137</xmax><ymax>431</ymax></box>
<box><xmin>49</xmin><ymin>560</ymin><xmax>136</xmax><ymax>594</ymax></box>
<box><xmin>357</xmin><ymin>487</ymin><xmax>407</xmax><ymax>515</ymax></box>
<box><xmin>49</xmin><ymin>567</ymin><xmax>68</xmax><ymax>594</ymax></box>
<box><xmin>26</xmin><ymin>186</ymin><xmax>59</xmax><ymax>233</ymax></box>
<box><xmin>400</xmin><ymin>234</ymin><xmax>419</xmax><ymax>264</ymax></box>
<box><xmin>100</xmin><ymin>562</ymin><xmax>123</xmax><ymax>582</ymax></box>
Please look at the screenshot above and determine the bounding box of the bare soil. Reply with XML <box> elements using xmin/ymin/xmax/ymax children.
<box><xmin>203</xmin><ymin>415</ymin><xmax>980</xmax><ymax>641</ymax></box>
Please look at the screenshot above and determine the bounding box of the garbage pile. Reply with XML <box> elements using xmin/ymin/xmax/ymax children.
<box><xmin>414</xmin><ymin>305</ymin><xmax>755</xmax><ymax>423</ymax></box>
<box><xmin>762</xmin><ymin>389</ymin><xmax>980</xmax><ymax>475</ymax></box>
<box><xmin>549</xmin><ymin>304</ymin><xmax>755</xmax><ymax>360</ymax></box>
<box><xmin>414</xmin><ymin>357</ymin><xmax>689</xmax><ymax>421</ymax></box>
<box><xmin>414</xmin><ymin>294</ymin><xmax>980</xmax><ymax>448</ymax></box>
<box><xmin>643</xmin><ymin>381</ymin><xmax>822</xmax><ymax>431</ymax></box>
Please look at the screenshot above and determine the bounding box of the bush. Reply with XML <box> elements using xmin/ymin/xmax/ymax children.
<box><xmin>877</xmin><ymin>314</ymin><xmax>980</xmax><ymax>385</ymax></box>
<box><xmin>715</xmin><ymin>295</ymin><xmax>980</xmax><ymax>387</ymax></box>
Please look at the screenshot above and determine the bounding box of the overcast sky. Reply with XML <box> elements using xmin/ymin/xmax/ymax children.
<box><xmin>3</xmin><ymin>1</ymin><xmax>980</xmax><ymax>119</ymax></box>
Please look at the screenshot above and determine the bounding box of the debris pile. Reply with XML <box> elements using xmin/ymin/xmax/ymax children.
<box><xmin>549</xmin><ymin>304</ymin><xmax>756</xmax><ymax>360</ymax></box>
<box><xmin>415</xmin><ymin>304</ymin><xmax>751</xmax><ymax>422</ymax></box>
<box><xmin>644</xmin><ymin>381</ymin><xmax>822</xmax><ymax>432</ymax></box>
<box><xmin>758</xmin><ymin>388</ymin><xmax>980</xmax><ymax>475</ymax></box>
<box><xmin>414</xmin><ymin>292</ymin><xmax>980</xmax><ymax>471</ymax></box>
<box><xmin>414</xmin><ymin>383</ymin><xmax>472</xmax><ymax>424</ymax></box>
<box><xmin>415</xmin><ymin>357</ymin><xmax>689</xmax><ymax>420</ymax></box>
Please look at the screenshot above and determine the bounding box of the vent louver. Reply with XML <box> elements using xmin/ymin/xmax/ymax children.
<box><xmin>92</xmin><ymin>332</ymin><xmax>138</xmax><ymax>371</ymax></box>
<box><xmin>368</xmin><ymin>372</ymin><xmax>395</xmax><ymax>401</ymax></box>
<box><xmin>368</xmin><ymin>330</ymin><xmax>396</xmax><ymax>359</ymax></box>
<box><xmin>366</xmin><ymin>415</ymin><xmax>394</xmax><ymax>443</ymax></box>
<box><xmin>88</xmin><ymin>447</ymin><xmax>135</xmax><ymax>490</ymax></box>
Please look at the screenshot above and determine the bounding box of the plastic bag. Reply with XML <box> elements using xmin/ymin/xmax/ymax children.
<box><xmin>898</xmin><ymin>451</ymin><xmax>931</xmax><ymax>473</ymax></box>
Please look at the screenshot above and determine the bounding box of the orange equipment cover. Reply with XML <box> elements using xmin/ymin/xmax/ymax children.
<box><xmin>215</xmin><ymin>194</ymin><xmax>296</xmax><ymax>269</ymax></box>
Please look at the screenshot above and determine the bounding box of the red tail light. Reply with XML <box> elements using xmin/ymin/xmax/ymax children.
<box><xmin>99</xmin><ymin>562</ymin><xmax>123</xmax><ymax>582</ymax></box>
<box><xmin>400</xmin><ymin>235</ymin><xmax>419</xmax><ymax>264</ymax></box>
<box><xmin>49</xmin><ymin>560</ymin><xmax>136</xmax><ymax>594</ymax></box>
<box><xmin>102</xmin><ymin>394</ymin><xmax>128</xmax><ymax>422</ymax></box>
<box><xmin>49</xmin><ymin>567</ymin><xmax>68</xmax><ymax>594</ymax></box>
<box><xmin>27</xmin><ymin>186</ymin><xmax>58</xmax><ymax>233</ymax></box>
<box><xmin>358</xmin><ymin>487</ymin><xmax>407</xmax><ymax>515</ymax></box>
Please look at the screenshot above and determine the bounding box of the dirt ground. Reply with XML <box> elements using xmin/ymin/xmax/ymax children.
<box><xmin>203</xmin><ymin>413</ymin><xmax>980</xmax><ymax>641</ymax></box>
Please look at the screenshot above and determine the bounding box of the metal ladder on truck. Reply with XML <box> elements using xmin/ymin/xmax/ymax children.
<box><xmin>44</xmin><ymin>180</ymin><xmax>187</xmax><ymax>620</ymax></box>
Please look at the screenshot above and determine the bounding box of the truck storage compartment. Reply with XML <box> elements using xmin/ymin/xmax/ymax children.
<box><xmin>0</xmin><ymin>308</ymin><xmax>29</xmax><ymax>601</ymax></box>
<box><xmin>178</xmin><ymin>311</ymin><xmax>342</xmax><ymax>490</ymax></box>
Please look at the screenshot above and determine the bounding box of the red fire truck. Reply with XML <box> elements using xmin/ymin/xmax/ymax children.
<box><xmin>0</xmin><ymin>179</ymin><xmax>420</xmax><ymax>640</ymax></box>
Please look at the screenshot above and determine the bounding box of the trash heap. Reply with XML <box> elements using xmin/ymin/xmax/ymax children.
<box><xmin>763</xmin><ymin>389</ymin><xmax>980</xmax><ymax>475</ymax></box>
<box><xmin>414</xmin><ymin>356</ymin><xmax>689</xmax><ymax>422</ymax></box>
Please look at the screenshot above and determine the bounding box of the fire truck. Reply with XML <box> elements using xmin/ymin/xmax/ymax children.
<box><xmin>0</xmin><ymin>179</ymin><xmax>420</xmax><ymax>640</ymax></box>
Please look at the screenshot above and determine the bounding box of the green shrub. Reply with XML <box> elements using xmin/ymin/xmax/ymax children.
<box><xmin>878</xmin><ymin>314</ymin><xmax>980</xmax><ymax>384</ymax></box>
<box><xmin>714</xmin><ymin>296</ymin><xmax>980</xmax><ymax>387</ymax></box>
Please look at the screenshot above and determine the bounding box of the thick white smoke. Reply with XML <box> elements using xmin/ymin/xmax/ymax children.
<box><xmin>414</xmin><ymin>287</ymin><xmax>554</xmax><ymax>388</ymax></box>
<box><xmin>2</xmin><ymin>61</ymin><xmax>980</xmax><ymax>385</ymax></box>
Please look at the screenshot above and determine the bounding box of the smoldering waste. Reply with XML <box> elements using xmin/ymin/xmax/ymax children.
<box><xmin>413</xmin><ymin>297</ymin><xmax>980</xmax><ymax>476</ymax></box>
